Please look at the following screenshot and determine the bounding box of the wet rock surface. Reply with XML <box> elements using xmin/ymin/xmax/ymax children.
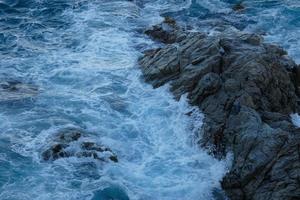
<box><xmin>0</xmin><ymin>79</ymin><xmax>38</xmax><ymax>101</ymax></box>
<box><xmin>144</xmin><ymin>17</ymin><xmax>187</xmax><ymax>44</ymax></box>
<box><xmin>92</xmin><ymin>185</ymin><xmax>130</xmax><ymax>200</ymax></box>
<box><xmin>139</xmin><ymin>21</ymin><xmax>300</xmax><ymax>200</ymax></box>
<box><xmin>42</xmin><ymin>128</ymin><xmax>118</xmax><ymax>163</ymax></box>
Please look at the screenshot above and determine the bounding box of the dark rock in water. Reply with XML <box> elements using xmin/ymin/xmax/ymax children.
<box><xmin>81</xmin><ymin>141</ymin><xmax>110</xmax><ymax>152</ymax></box>
<box><xmin>58</xmin><ymin>128</ymin><xmax>81</xmax><ymax>142</ymax></box>
<box><xmin>42</xmin><ymin>128</ymin><xmax>118</xmax><ymax>163</ymax></box>
<box><xmin>42</xmin><ymin>144</ymin><xmax>70</xmax><ymax>161</ymax></box>
<box><xmin>144</xmin><ymin>16</ymin><xmax>186</xmax><ymax>44</ymax></box>
<box><xmin>109</xmin><ymin>155</ymin><xmax>118</xmax><ymax>163</ymax></box>
<box><xmin>92</xmin><ymin>185</ymin><xmax>130</xmax><ymax>200</ymax></box>
<box><xmin>139</xmin><ymin>23</ymin><xmax>300</xmax><ymax>200</ymax></box>
<box><xmin>0</xmin><ymin>80</ymin><xmax>38</xmax><ymax>102</ymax></box>
<box><xmin>232</xmin><ymin>2</ymin><xmax>245</xmax><ymax>11</ymax></box>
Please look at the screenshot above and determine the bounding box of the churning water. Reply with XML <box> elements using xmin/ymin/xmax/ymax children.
<box><xmin>0</xmin><ymin>0</ymin><xmax>299</xmax><ymax>200</ymax></box>
<box><xmin>0</xmin><ymin>0</ymin><xmax>227</xmax><ymax>199</ymax></box>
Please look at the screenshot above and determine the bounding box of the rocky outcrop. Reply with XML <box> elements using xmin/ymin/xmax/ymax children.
<box><xmin>144</xmin><ymin>16</ymin><xmax>186</xmax><ymax>44</ymax></box>
<box><xmin>0</xmin><ymin>79</ymin><xmax>38</xmax><ymax>101</ymax></box>
<box><xmin>42</xmin><ymin>127</ymin><xmax>118</xmax><ymax>163</ymax></box>
<box><xmin>139</xmin><ymin>19</ymin><xmax>300</xmax><ymax>200</ymax></box>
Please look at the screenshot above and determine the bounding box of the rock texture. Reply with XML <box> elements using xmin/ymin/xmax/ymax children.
<box><xmin>139</xmin><ymin>19</ymin><xmax>300</xmax><ymax>200</ymax></box>
<box><xmin>42</xmin><ymin>128</ymin><xmax>118</xmax><ymax>163</ymax></box>
<box><xmin>144</xmin><ymin>16</ymin><xmax>186</xmax><ymax>44</ymax></box>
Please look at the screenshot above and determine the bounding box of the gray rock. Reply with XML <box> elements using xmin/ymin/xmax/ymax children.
<box><xmin>139</xmin><ymin>23</ymin><xmax>300</xmax><ymax>200</ymax></box>
<box><xmin>42</xmin><ymin>143</ymin><xmax>70</xmax><ymax>161</ymax></box>
<box><xmin>139</xmin><ymin>45</ymin><xmax>180</xmax><ymax>87</ymax></box>
<box><xmin>189</xmin><ymin>72</ymin><xmax>221</xmax><ymax>104</ymax></box>
<box><xmin>42</xmin><ymin>128</ymin><xmax>118</xmax><ymax>163</ymax></box>
<box><xmin>144</xmin><ymin>16</ymin><xmax>186</xmax><ymax>44</ymax></box>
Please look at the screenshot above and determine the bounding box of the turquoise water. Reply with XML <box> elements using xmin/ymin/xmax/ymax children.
<box><xmin>0</xmin><ymin>0</ymin><xmax>299</xmax><ymax>199</ymax></box>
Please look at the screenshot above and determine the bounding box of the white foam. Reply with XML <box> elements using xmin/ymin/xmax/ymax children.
<box><xmin>291</xmin><ymin>113</ymin><xmax>300</xmax><ymax>127</ymax></box>
<box><xmin>196</xmin><ymin>0</ymin><xmax>231</xmax><ymax>14</ymax></box>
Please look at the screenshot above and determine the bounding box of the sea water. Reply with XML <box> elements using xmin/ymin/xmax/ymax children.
<box><xmin>0</xmin><ymin>1</ymin><xmax>227</xmax><ymax>199</ymax></box>
<box><xmin>0</xmin><ymin>0</ymin><xmax>299</xmax><ymax>200</ymax></box>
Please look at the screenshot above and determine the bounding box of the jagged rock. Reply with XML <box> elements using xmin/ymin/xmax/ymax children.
<box><xmin>0</xmin><ymin>80</ymin><xmax>38</xmax><ymax>101</ymax></box>
<box><xmin>144</xmin><ymin>16</ymin><xmax>186</xmax><ymax>44</ymax></box>
<box><xmin>42</xmin><ymin>144</ymin><xmax>70</xmax><ymax>161</ymax></box>
<box><xmin>139</xmin><ymin>24</ymin><xmax>300</xmax><ymax>200</ymax></box>
<box><xmin>42</xmin><ymin>128</ymin><xmax>118</xmax><ymax>163</ymax></box>
<box><xmin>189</xmin><ymin>72</ymin><xmax>222</xmax><ymax>104</ymax></box>
<box><xmin>139</xmin><ymin>45</ymin><xmax>180</xmax><ymax>87</ymax></box>
<box><xmin>221</xmin><ymin>106</ymin><xmax>300</xmax><ymax>200</ymax></box>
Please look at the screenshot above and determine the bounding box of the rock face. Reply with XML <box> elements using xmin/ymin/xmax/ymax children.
<box><xmin>139</xmin><ymin>19</ymin><xmax>300</xmax><ymax>200</ymax></box>
<box><xmin>42</xmin><ymin>128</ymin><xmax>118</xmax><ymax>163</ymax></box>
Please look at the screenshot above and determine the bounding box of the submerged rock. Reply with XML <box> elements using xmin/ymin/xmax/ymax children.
<box><xmin>0</xmin><ymin>80</ymin><xmax>38</xmax><ymax>102</ymax></box>
<box><xmin>42</xmin><ymin>128</ymin><xmax>118</xmax><ymax>163</ymax></box>
<box><xmin>139</xmin><ymin>23</ymin><xmax>300</xmax><ymax>200</ymax></box>
<box><xmin>232</xmin><ymin>2</ymin><xmax>245</xmax><ymax>11</ymax></box>
<box><xmin>92</xmin><ymin>185</ymin><xmax>130</xmax><ymax>200</ymax></box>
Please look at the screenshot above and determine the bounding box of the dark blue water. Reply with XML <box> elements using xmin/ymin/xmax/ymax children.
<box><xmin>0</xmin><ymin>0</ymin><xmax>299</xmax><ymax>199</ymax></box>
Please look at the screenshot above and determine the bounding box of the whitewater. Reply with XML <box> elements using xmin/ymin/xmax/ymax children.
<box><xmin>0</xmin><ymin>0</ymin><xmax>299</xmax><ymax>200</ymax></box>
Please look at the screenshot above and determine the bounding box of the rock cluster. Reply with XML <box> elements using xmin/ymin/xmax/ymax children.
<box><xmin>139</xmin><ymin>19</ymin><xmax>300</xmax><ymax>200</ymax></box>
<box><xmin>42</xmin><ymin>128</ymin><xmax>118</xmax><ymax>163</ymax></box>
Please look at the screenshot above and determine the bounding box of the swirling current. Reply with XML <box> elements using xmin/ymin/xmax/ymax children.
<box><xmin>0</xmin><ymin>0</ymin><xmax>299</xmax><ymax>200</ymax></box>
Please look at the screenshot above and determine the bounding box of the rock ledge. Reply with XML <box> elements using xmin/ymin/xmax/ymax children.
<box><xmin>139</xmin><ymin>19</ymin><xmax>300</xmax><ymax>200</ymax></box>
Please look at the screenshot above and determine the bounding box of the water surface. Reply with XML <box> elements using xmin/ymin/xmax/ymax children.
<box><xmin>1</xmin><ymin>0</ymin><xmax>299</xmax><ymax>199</ymax></box>
<box><xmin>0</xmin><ymin>1</ymin><xmax>227</xmax><ymax>199</ymax></box>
